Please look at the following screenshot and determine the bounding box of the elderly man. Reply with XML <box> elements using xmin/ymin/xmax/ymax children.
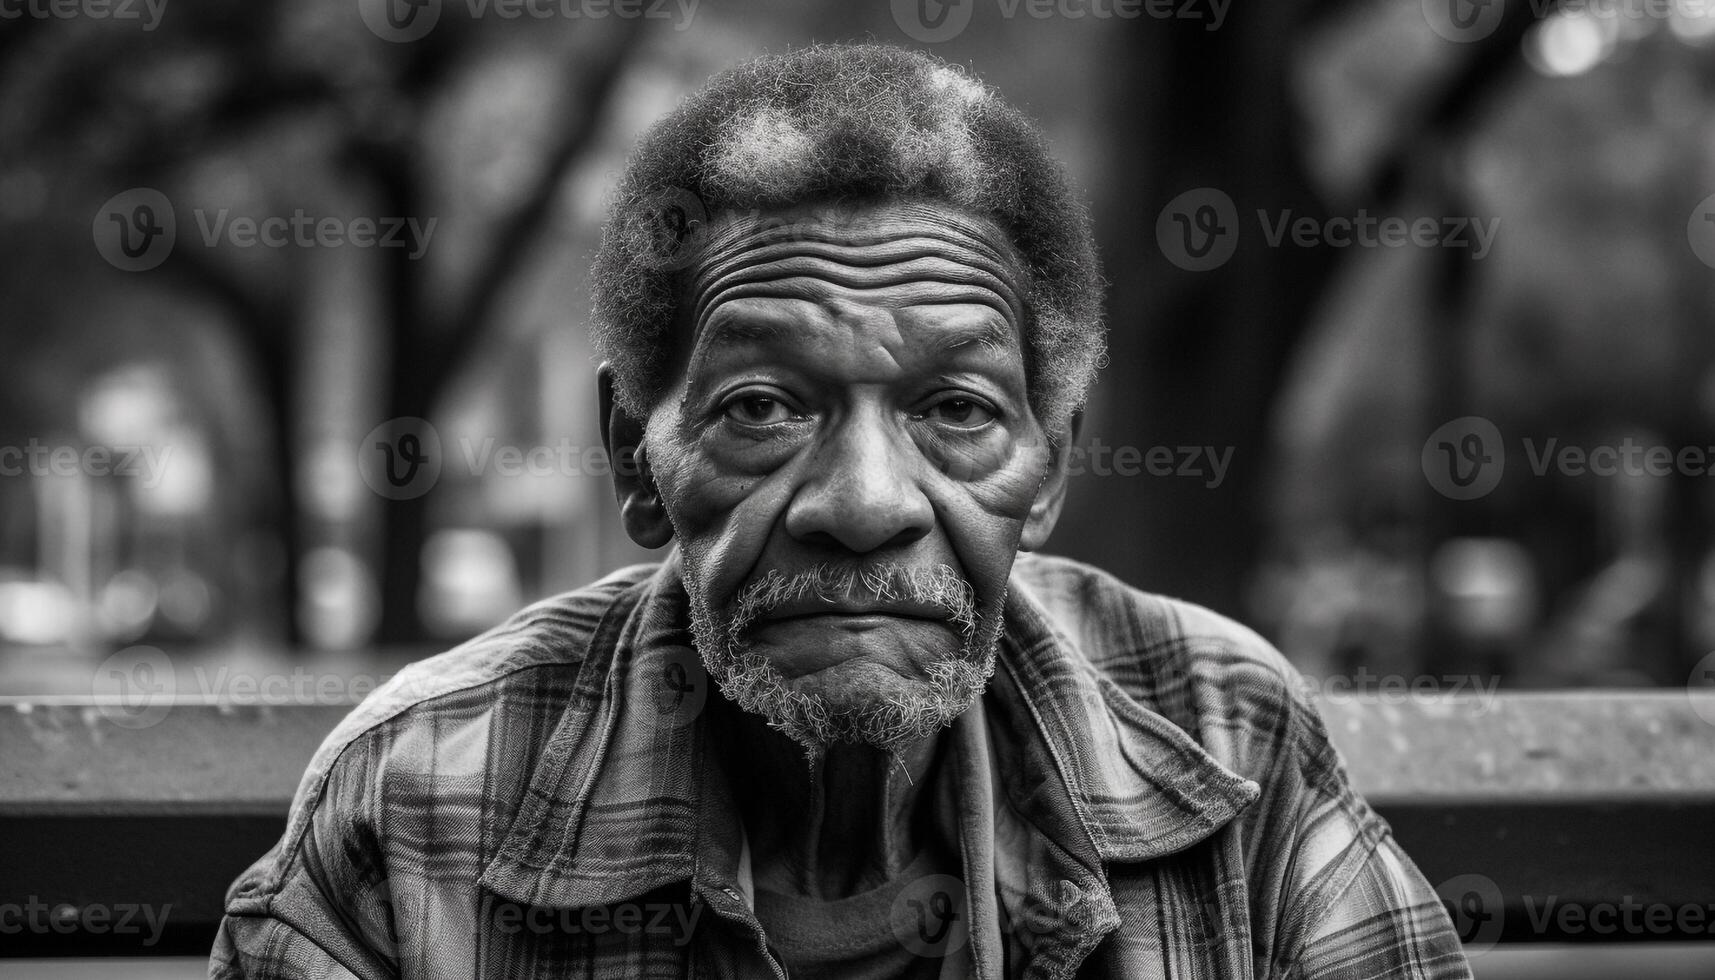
<box><xmin>212</xmin><ymin>44</ymin><xmax>1468</xmax><ymax>979</ymax></box>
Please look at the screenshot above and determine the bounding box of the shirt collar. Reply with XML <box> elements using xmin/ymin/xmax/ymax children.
<box><xmin>987</xmin><ymin>574</ymin><xmax>1261</xmax><ymax>865</ymax></box>
<box><xmin>479</xmin><ymin>556</ymin><xmax>1259</xmax><ymax>910</ymax></box>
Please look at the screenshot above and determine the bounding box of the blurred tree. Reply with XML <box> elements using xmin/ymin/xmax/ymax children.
<box><xmin>1062</xmin><ymin>0</ymin><xmax>1562</xmax><ymax>620</ymax></box>
<box><xmin>2</xmin><ymin>2</ymin><xmax>644</xmax><ymax>643</ymax></box>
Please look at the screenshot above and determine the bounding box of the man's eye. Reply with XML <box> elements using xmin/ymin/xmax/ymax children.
<box><xmin>724</xmin><ymin>395</ymin><xmax>795</xmax><ymax>425</ymax></box>
<box><xmin>921</xmin><ymin>397</ymin><xmax>996</xmax><ymax>428</ymax></box>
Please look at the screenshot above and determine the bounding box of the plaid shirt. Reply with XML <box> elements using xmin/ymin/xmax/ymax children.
<box><xmin>211</xmin><ymin>553</ymin><xmax>1469</xmax><ymax>979</ymax></box>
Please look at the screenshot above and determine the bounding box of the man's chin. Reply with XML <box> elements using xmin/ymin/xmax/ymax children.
<box><xmin>776</xmin><ymin>658</ymin><xmax>948</xmax><ymax>712</ymax></box>
<box><xmin>708</xmin><ymin>643</ymin><xmax>994</xmax><ymax>753</ymax></box>
<box><xmin>747</xmin><ymin>615</ymin><xmax>966</xmax><ymax>682</ymax></box>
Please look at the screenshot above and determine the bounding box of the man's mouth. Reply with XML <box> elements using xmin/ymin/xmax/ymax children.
<box><xmin>760</xmin><ymin>601</ymin><xmax>949</xmax><ymax>625</ymax></box>
<box><xmin>758</xmin><ymin>612</ymin><xmax>949</xmax><ymax>637</ymax></box>
<box><xmin>725</xmin><ymin>563</ymin><xmax>980</xmax><ymax>639</ymax></box>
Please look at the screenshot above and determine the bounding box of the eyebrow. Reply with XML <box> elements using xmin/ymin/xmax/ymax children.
<box><xmin>939</xmin><ymin>316</ymin><xmax>1017</xmax><ymax>353</ymax></box>
<box><xmin>698</xmin><ymin>318</ymin><xmax>790</xmax><ymax>350</ymax></box>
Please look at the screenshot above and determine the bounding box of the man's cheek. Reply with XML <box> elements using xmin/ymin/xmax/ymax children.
<box><xmin>956</xmin><ymin>454</ymin><xmax>1047</xmax><ymax>523</ymax></box>
<box><xmin>924</xmin><ymin>426</ymin><xmax>1051</xmax><ymax>486</ymax></box>
<box><xmin>948</xmin><ymin>514</ymin><xmax>1028</xmax><ymax>605</ymax></box>
<box><xmin>931</xmin><ymin>460</ymin><xmax>1041</xmax><ymax>597</ymax></box>
<box><xmin>920</xmin><ymin>430</ymin><xmax>1015</xmax><ymax>483</ymax></box>
<box><xmin>660</xmin><ymin>465</ymin><xmax>755</xmax><ymax>534</ymax></box>
<box><xmin>648</xmin><ymin>424</ymin><xmax>773</xmax><ymax>531</ymax></box>
<box><xmin>660</xmin><ymin>462</ymin><xmax>795</xmax><ymax>588</ymax></box>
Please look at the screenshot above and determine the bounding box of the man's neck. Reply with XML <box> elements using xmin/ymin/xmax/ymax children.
<box><xmin>711</xmin><ymin>702</ymin><xmax>947</xmax><ymax>899</ymax></box>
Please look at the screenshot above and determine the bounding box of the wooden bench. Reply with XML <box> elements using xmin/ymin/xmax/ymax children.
<box><xmin>3</xmin><ymin>692</ymin><xmax>1713</xmax><ymax>971</ymax></box>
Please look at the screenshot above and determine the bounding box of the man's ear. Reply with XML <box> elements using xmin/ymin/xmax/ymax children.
<box><xmin>1020</xmin><ymin>409</ymin><xmax>1082</xmax><ymax>552</ymax></box>
<box><xmin>599</xmin><ymin>363</ymin><xmax>674</xmax><ymax>550</ymax></box>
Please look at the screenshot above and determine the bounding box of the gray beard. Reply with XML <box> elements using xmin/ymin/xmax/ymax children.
<box><xmin>682</xmin><ymin>561</ymin><xmax>1004</xmax><ymax>754</ymax></box>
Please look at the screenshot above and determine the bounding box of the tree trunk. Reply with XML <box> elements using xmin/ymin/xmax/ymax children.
<box><xmin>1058</xmin><ymin>10</ymin><xmax>1332</xmax><ymax>617</ymax></box>
<box><xmin>374</xmin><ymin>221</ymin><xmax>431</xmax><ymax>645</ymax></box>
<box><xmin>261</xmin><ymin>357</ymin><xmax>305</xmax><ymax>647</ymax></box>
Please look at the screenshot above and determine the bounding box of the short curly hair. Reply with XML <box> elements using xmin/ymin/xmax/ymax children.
<box><xmin>590</xmin><ymin>43</ymin><xmax>1105</xmax><ymax>430</ymax></box>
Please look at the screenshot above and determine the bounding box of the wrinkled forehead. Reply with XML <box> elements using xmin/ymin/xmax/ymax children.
<box><xmin>675</xmin><ymin>200</ymin><xmax>1030</xmax><ymax>349</ymax></box>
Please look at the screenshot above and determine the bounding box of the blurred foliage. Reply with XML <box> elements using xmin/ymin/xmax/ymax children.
<box><xmin>3</xmin><ymin>0</ymin><xmax>1715</xmax><ymax>695</ymax></box>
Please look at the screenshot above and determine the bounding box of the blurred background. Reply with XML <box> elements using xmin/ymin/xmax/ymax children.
<box><xmin>8</xmin><ymin>2</ymin><xmax>1715</xmax><ymax>976</ymax></box>
<box><xmin>3</xmin><ymin>0</ymin><xmax>1715</xmax><ymax>695</ymax></box>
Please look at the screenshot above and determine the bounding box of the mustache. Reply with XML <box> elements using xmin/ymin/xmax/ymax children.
<box><xmin>728</xmin><ymin>563</ymin><xmax>979</xmax><ymax>638</ymax></box>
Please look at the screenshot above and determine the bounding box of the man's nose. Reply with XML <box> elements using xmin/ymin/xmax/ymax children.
<box><xmin>784</xmin><ymin>409</ymin><xmax>934</xmax><ymax>553</ymax></box>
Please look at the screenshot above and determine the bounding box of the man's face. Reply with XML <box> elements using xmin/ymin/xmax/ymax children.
<box><xmin>632</xmin><ymin>201</ymin><xmax>1059</xmax><ymax>751</ymax></box>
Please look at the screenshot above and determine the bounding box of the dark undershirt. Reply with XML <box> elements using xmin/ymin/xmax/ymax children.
<box><xmin>754</xmin><ymin>846</ymin><xmax>954</xmax><ymax>980</ymax></box>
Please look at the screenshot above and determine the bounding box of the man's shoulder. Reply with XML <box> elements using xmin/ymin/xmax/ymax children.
<box><xmin>230</xmin><ymin>563</ymin><xmax>662</xmax><ymax>904</ymax></box>
<box><xmin>1010</xmin><ymin>553</ymin><xmax>1330</xmax><ymax>776</ymax></box>
<box><xmin>338</xmin><ymin>561</ymin><xmax>660</xmax><ymax>734</ymax></box>
<box><xmin>1011</xmin><ymin>552</ymin><xmax>1299</xmax><ymax>698</ymax></box>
